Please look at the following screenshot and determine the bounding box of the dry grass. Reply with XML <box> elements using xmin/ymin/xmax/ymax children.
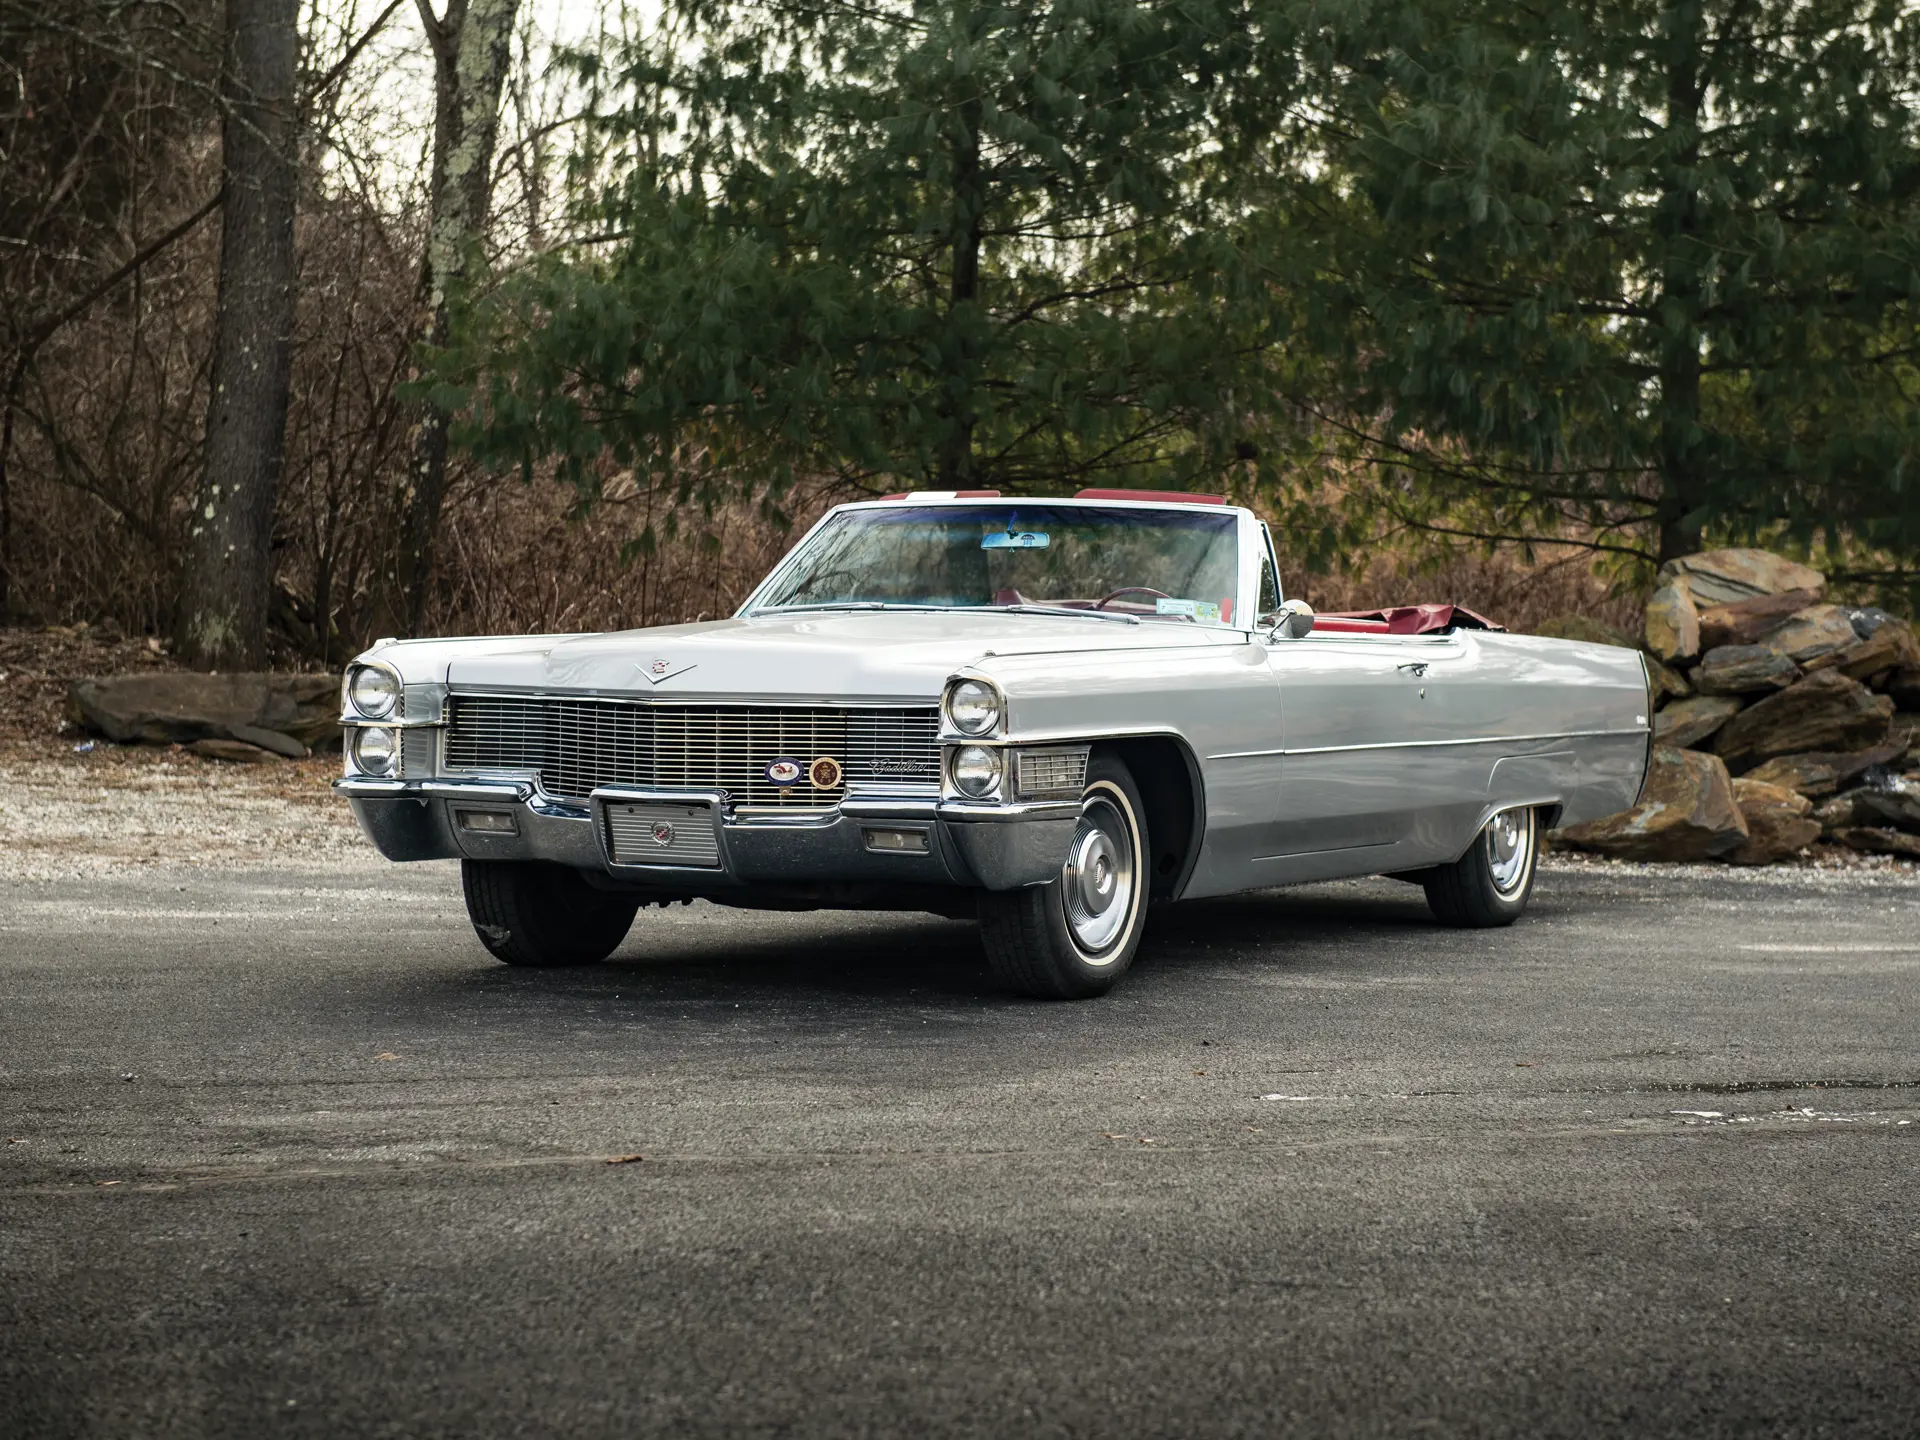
<box><xmin>0</xmin><ymin>623</ymin><xmax>183</xmax><ymax>746</ymax></box>
<box><xmin>1286</xmin><ymin>542</ymin><xmax>1644</xmax><ymax>636</ymax></box>
<box><xmin>422</xmin><ymin>473</ymin><xmax>849</xmax><ymax>638</ymax></box>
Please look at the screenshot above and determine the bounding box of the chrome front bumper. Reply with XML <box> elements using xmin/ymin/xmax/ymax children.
<box><xmin>334</xmin><ymin>778</ymin><xmax>1077</xmax><ymax>892</ymax></box>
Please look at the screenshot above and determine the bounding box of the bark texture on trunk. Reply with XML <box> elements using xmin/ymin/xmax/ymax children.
<box><xmin>1652</xmin><ymin>1</ymin><xmax>1706</xmax><ymax>566</ymax></box>
<box><xmin>372</xmin><ymin>0</ymin><xmax>518</xmax><ymax>639</ymax></box>
<box><xmin>179</xmin><ymin>0</ymin><xmax>299</xmax><ymax>669</ymax></box>
<box><xmin>935</xmin><ymin>88</ymin><xmax>985</xmax><ymax>491</ymax></box>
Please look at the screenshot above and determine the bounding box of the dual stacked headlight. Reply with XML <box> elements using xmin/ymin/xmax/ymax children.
<box><xmin>344</xmin><ymin>663</ymin><xmax>401</xmax><ymax>776</ymax></box>
<box><xmin>944</xmin><ymin>678</ymin><xmax>1004</xmax><ymax>799</ymax></box>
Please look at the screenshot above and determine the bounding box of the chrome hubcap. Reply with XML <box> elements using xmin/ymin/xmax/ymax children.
<box><xmin>1062</xmin><ymin>792</ymin><xmax>1136</xmax><ymax>959</ymax></box>
<box><xmin>1486</xmin><ymin>807</ymin><xmax>1534</xmax><ymax>896</ymax></box>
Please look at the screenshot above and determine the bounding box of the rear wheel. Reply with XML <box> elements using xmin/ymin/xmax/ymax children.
<box><xmin>1423</xmin><ymin>807</ymin><xmax>1539</xmax><ymax>927</ymax></box>
<box><xmin>978</xmin><ymin>755</ymin><xmax>1150</xmax><ymax>999</ymax></box>
<box><xmin>461</xmin><ymin>860</ymin><xmax>639</xmax><ymax>966</ymax></box>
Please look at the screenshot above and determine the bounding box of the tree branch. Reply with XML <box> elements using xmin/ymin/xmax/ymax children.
<box><xmin>305</xmin><ymin>0</ymin><xmax>409</xmax><ymax>109</ymax></box>
<box><xmin>17</xmin><ymin>188</ymin><xmax>225</xmax><ymax>361</ymax></box>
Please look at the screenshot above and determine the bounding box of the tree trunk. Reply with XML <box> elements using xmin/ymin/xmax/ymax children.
<box><xmin>936</xmin><ymin>83</ymin><xmax>985</xmax><ymax>490</ymax></box>
<box><xmin>0</xmin><ymin>364</ymin><xmax>17</xmax><ymax>621</ymax></box>
<box><xmin>370</xmin><ymin>0</ymin><xmax>518</xmax><ymax>639</ymax></box>
<box><xmin>1652</xmin><ymin>2</ymin><xmax>1706</xmax><ymax>565</ymax></box>
<box><xmin>178</xmin><ymin>0</ymin><xmax>299</xmax><ymax>669</ymax></box>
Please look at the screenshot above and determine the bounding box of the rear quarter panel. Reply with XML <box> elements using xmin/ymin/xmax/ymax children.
<box><xmin>1449</xmin><ymin>632</ymin><xmax>1650</xmax><ymax>830</ymax></box>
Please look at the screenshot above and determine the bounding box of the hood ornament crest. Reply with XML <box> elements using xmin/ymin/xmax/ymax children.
<box><xmin>638</xmin><ymin>657</ymin><xmax>697</xmax><ymax>685</ymax></box>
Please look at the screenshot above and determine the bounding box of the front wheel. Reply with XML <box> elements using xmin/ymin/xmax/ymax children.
<box><xmin>461</xmin><ymin>860</ymin><xmax>639</xmax><ymax>966</ymax></box>
<box><xmin>978</xmin><ymin>755</ymin><xmax>1150</xmax><ymax>999</ymax></box>
<box><xmin>1423</xmin><ymin>807</ymin><xmax>1539</xmax><ymax>927</ymax></box>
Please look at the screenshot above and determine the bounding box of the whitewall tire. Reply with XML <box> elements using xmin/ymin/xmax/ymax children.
<box><xmin>977</xmin><ymin>754</ymin><xmax>1150</xmax><ymax>999</ymax></box>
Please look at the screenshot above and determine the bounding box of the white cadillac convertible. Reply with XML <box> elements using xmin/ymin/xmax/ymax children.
<box><xmin>336</xmin><ymin>491</ymin><xmax>1652</xmax><ymax>997</ymax></box>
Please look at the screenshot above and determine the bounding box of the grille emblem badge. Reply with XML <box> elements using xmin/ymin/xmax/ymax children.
<box><xmin>651</xmin><ymin>821</ymin><xmax>675</xmax><ymax>846</ymax></box>
<box><xmin>809</xmin><ymin>756</ymin><xmax>843</xmax><ymax>790</ymax></box>
<box><xmin>765</xmin><ymin>757</ymin><xmax>803</xmax><ymax>787</ymax></box>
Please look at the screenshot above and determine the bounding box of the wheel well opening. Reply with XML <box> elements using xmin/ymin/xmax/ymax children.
<box><xmin>1100</xmin><ymin>736</ymin><xmax>1202</xmax><ymax>903</ymax></box>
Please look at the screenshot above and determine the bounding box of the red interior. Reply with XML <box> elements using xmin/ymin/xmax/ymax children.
<box><xmin>1313</xmin><ymin>603</ymin><xmax>1502</xmax><ymax>635</ymax></box>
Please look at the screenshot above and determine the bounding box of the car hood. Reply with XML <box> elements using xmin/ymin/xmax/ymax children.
<box><xmin>377</xmin><ymin>611</ymin><xmax>1246</xmax><ymax>702</ymax></box>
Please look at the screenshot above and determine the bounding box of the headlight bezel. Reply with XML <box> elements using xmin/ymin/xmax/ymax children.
<box><xmin>944</xmin><ymin>677</ymin><xmax>1003</xmax><ymax>737</ymax></box>
<box><xmin>345</xmin><ymin>661</ymin><xmax>401</xmax><ymax>720</ymax></box>
<box><xmin>948</xmin><ymin>743</ymin><xmax>1003</xmax><ymax>799</ymax></box>
<box><xmin>350</xmin><ymin>725</ymin><xmax>398</xmax><ymax>777</ymax></box>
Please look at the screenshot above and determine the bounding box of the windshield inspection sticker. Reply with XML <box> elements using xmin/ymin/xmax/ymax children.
<box><xmin>981</xmin><ymin>531</ymin><xmax>1049</xmax><ymax>549</ymax></box>
<box><xmin>1155</xmin><ymin>597</ymin><xmax>1222</xmax><ymax>623</ymax></box>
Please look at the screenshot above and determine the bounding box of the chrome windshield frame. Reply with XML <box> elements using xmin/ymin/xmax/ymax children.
<box><xmin>737</xmin><ymin>496</ymin><xmax>1259</xmax><ymax>630</ymax></box>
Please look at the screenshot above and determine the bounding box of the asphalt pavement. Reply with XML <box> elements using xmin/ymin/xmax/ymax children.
<box><xmin>4</xmin><ymin>859</ymin><xmax>1918</xmax><ymax>1438</ymax></box>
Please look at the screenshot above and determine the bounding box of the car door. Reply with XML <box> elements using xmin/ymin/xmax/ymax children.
<box><xmin>1260</xmin><ymin>630</ymin><xmax>1472</xmax><ymax>861</ymax></box>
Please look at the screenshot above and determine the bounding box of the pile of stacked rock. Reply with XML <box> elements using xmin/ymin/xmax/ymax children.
<box><xmin>1549</xmin><ymin>549</ymin><xmax>1920</xmax><ymax>864</ymax></box>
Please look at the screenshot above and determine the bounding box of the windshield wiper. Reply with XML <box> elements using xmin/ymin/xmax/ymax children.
<box><xmin>756</xmin><ymin>601</ymin><xmax>1143</xmax><ymax>624</ymax></box>
<box><xmin>756</xmin><ymin>601</ymin><xmax>948</xmax><ymax>614</ymax></box>
<box><xmin>992</xmin><ymin>604</ymin><xmax>1140</xmax><ymax>625</ymax></box>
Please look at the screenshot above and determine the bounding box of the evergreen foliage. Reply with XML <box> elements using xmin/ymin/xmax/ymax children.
<box><xmin>452</xmin><ymin>0</ymin><xmax>1294</xmax><ymax>529</ymax></box>
<box><xmin>1274</xmin><ymin>0</ymin><xmax>1920</xmax><ymax>572</ymax></box>
<box><xmin>448</xmin><ymin>0</ymin><xmax>1920</xmax><ymax>589</ymax></box>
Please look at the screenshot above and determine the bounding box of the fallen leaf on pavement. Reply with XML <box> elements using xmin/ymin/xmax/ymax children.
<box><xmin>606</xmin><ymin>1153</ymin><xmax>645</xmax><ymax>1165</ymax></box>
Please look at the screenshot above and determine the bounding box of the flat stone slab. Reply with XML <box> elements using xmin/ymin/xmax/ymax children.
<box><xmin>68</xmin><ymin>672</ymin><xmax>339</xmax><ymax>750</ymax></box>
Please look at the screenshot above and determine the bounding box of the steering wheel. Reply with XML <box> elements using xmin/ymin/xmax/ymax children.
<box><xmin>1094</xmin><ymin>586</ymin><xmax>1172</xmax><ymax>610</ymax></box>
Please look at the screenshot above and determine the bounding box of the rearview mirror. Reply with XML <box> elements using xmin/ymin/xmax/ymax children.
<box><xmin>1270</xmin><ymin>599</ymin><xmax>1315</xmax><ymax>640</ymax></box>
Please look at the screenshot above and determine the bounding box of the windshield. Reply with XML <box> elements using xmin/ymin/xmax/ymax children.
<box><xmin>753</xmin><ymin>505</ymin><xmax>1243</xmax><ymax>624</ymax></box>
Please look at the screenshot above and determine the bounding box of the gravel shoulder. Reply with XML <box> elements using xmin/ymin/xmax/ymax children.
<box><xmin>0</xmin><ymin>745</ymin><xmax>373</xmax><ymax>882</ymax></box>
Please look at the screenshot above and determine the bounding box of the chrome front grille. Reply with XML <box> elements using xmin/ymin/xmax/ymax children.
<box><xmin>443</xmin><ymin>694</ymin><xmax>941</xmax><ymax>807</ymax></box>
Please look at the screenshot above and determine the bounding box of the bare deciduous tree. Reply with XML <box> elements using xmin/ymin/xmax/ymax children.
<box><xmin>178</xmin><ymin>0</ymin><xmax>301</xmax><ymax>668</ymax></box>
<box><xmin>367</xmin><ymin>0</ymin><xmax>520</xmax><ymax>639</ymax></box>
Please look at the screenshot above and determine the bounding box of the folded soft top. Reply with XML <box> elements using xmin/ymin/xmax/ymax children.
<box><xmin>1313</xmin><ymin>603</ymin><xmax>1504</xmax><ymax>635</ymax></box>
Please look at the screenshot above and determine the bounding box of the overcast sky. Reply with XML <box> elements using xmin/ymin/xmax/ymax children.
<box><xmin>321</xmin><ymin>0</ymin><xmax>652</xmax><ymax>217</ymax></box>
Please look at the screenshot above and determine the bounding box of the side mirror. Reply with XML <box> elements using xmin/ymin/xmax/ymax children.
<box><xmin>1270</xmin><ymin>599</ymin><xmax>1315</xmax><ymax>640</ymax></box>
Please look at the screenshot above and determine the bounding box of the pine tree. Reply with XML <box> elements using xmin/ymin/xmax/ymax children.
<box><xmin>1272</xmin><ymin>0</ymin><xmax>1920</xmax><ymax>574</ymax></box>
<box><xmin>454</xmin><ymin>0</ymin><xmax>1292</xmax><ymax>517</ymax></box>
